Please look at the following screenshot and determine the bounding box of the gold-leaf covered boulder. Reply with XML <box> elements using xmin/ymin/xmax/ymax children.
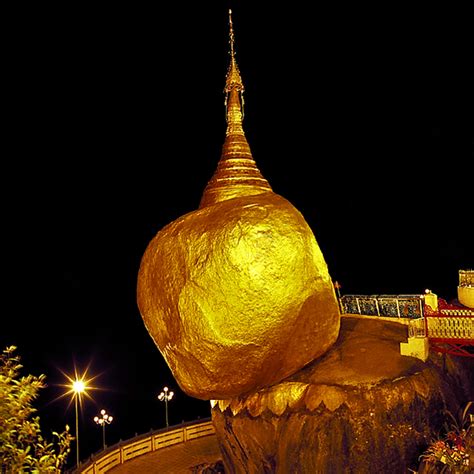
<box><xmin>138</xmin><ymin>192</ymin><xmax>340</xmax><ymax>399</ymax></box>
<box><xmin>137</xmin><ymin>11</ymin><xmax>340</xmax><ymax>400</ymax></box>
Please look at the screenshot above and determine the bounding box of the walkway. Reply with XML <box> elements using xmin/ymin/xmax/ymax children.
<box><xmin>109</xmin><ymin>434</ymin><xmax>222</xmax><ymax>473</ymax></box>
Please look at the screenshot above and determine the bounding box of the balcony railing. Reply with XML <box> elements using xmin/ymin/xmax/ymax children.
<box><xmin>71</xmin><ymin>418</ymin><xmax>215</xmax><ymax>474</ymax></box>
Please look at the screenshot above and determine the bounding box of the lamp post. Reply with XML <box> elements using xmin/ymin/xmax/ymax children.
<box><xmin>158</xmin><ymin>386</ymin><xmax>174</xmax><ymax>427</ymax></box>
<box><xmin>72</xmin><ymin>380</ymin><xmax>85</xmax><ymax>468</ymax></box>
<box><xmin>94</xmin><ymin>409</ymin><xmax>113</xmax><ymax>450</ymax></box>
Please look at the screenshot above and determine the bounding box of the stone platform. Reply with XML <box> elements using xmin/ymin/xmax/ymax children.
<box><xmin>211</xmin><ymin>317</ymin><xmax>473</xmax><ymax>473</ymax></box>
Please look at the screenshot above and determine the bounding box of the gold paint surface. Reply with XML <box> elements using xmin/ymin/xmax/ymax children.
<box><xmin>137</xmin><ymin>192</ymin><xmax>340</xmax><ymax>399</ymax></box>
<box><xmin>458</xmin><ymin>286</ymin><xmax>474</xmax><ymax>308</ymax></box>
<box><xmin>210</xmin><ymin>319</ymin><xmax>433</xmax><ymax>417</ymax></box>
<box><xmin>199</xmin><ymin>89</ymin><xmax>272</xmax><ymax>209</ymax></box>
<box><xmin>136</xmin><ymin>10</ymin><xmax>340</xmax><ymax>400</ymax></box>
<box><xmin>199</xmin><ymin>11</ymin><xmax>271</xmax><ymax>209</ymax></box>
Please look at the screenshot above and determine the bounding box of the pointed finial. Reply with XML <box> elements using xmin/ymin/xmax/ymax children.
<box><xmin>229</xmin><ymin>9</ymin><xmax>235</xmax><ymax>59</ymax></box>
<box><xmin>225</xmin><ymin>9</ymin><xmax>244</xmax><ymax>94</ymax></box>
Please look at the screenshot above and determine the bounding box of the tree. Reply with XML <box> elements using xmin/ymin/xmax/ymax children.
<box><xmin>0</xmin><ymin>346</ymin><xmax>72</xmax><ymax>473</ymax></box>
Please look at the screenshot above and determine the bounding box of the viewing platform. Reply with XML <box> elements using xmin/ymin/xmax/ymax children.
<box><xmin>339</xmin><ymin>290</ymin><xmax>473</xmax><ymax>361</ymax></box>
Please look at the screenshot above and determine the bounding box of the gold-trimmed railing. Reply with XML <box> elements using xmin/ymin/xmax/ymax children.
<box><xmin>75</xmin><ymin>419</ymin><xmax>215</xmax><ymax>474</ymax></box>
<box><xmin>426</xmin><ymin>315</ymin><xmax>474</xmax><ymax>340</ymax></box>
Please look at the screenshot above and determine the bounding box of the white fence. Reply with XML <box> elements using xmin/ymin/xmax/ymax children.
<box><xmin>78</xmin><ymin>419</ymin><xmax>215</xmax><ymax>474</ymax></box>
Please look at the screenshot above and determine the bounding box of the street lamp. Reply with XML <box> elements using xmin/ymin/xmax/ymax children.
<box><xmin>158</xmin><ymin>386</ymin><xmax>174</xmax><ymax>427</ymax></box>
<box><xmin>72</xmin><ymin>380</ymin><xmax>86</xmax><ymax>468</ymax></box>
<box><xmin>94</xmin><ymin>409</ymin><xmax>113</xmax><ymax>450</ymax></box>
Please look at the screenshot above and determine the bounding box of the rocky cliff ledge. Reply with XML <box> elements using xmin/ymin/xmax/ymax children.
<box><xmin>211</xmin><ymin>317</ymin><xmax>473</xmax><ymax>473</ymax></box>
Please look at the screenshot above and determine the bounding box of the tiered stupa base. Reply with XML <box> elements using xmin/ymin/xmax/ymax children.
<box><xmin>211</xmin><ymin>318</ymin><xmax>473</xmax><ymax>473</ymax></box>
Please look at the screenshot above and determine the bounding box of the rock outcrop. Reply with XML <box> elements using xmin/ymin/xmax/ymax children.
<box><xmin>211</xmin><ymin>317</ymin><xmax>474</xmax><ymax>473</ymax></box>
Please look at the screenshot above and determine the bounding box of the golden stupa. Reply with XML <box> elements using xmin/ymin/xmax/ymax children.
<box><xmin>137</xmin><ymin>10</ymin><xmax>340</xmax><ymax>400</ymax></box>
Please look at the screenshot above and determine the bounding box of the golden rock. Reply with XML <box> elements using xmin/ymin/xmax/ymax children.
<box><xmin>136</xmin><ymin>10</ymin><xmax>340</xmax><ymax>400</ymax></box>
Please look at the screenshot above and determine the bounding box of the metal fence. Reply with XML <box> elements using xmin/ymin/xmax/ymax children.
<box><xmin>340</xmin><ymin>294</ymin><xmax>423</xmax><ymax>319</ymax></box>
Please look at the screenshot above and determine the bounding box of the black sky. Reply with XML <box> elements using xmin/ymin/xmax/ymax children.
<box><xmin>2</xmin><ymin>3</ymin><xmax>472</xmax><ymax>466</ymax></box>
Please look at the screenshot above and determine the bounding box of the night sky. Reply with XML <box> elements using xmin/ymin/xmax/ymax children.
<box><xmin>2</xmin><ymin>3</ymin><xmax>472</xmax><ymax>467</ymax></box>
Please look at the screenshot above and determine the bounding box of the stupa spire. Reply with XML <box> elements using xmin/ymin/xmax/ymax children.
<box><xmin>199</xmin><ymin>9</ymin><xmax>272</xmax><ymax>209</ymax></box>
<box><xmin>225</xmin><ymin>9</ymin><xmax>244</xmax><ymax>100</ymax></box>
